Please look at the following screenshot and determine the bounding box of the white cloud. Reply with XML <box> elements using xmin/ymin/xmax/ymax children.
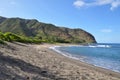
<box><xmin>73</xmin><ymin>0</ymin><xmax>85</xmax><ymax>8</ymax></box>
<box><xmin>110</xmin><ymin>0</ymin><xmax>120</xmax><ymax>10</ymax></box>
<box><xmin>97</xmin><ymin>0</ymin><xmax>113</xmax><ymax>5</ymax></box>
<box><xmin>101</xmin><ymin>29</ymin><xmax>112</xmax><ymax>33</ymax></box>
<box><xmin>73</xmin><ymin>0</ymin><xmax>120</xmax><ymax>10</ymax></box>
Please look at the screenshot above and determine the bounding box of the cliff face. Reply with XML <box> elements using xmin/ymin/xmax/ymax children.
<box><xmin>0</xmin><ymin>16</ymin><xmax>96</xmax><ymax>43</ymax></box>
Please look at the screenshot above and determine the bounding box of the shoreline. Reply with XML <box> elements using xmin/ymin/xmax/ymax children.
<box><xmin>50</xmin><ymin>45</ymin><xmax>120</xmax><ymax>74</ymax></box>
<box><xmin>47</xmin><ymin>44</ymin><xmax>120</xmax><ymax>78</ymax></box>
<box><xmin>0</xmin><ymin>42</ymin><xmax>120</xmax><ymax>80</ymax></box>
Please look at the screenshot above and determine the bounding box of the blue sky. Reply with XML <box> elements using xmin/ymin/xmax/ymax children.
<box><xmin>0</xmin><ymin>0</ymin><xmax>120</xmax><ymax>43</ymax></box>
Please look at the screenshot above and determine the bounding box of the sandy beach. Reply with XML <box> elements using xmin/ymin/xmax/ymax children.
<box><xmin>0</xmin><ymin>42</ymin><xmax>120</xmax><ymax>80</ymax></box>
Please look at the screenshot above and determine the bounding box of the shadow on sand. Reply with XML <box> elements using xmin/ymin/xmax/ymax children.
<box><xmin>0</xmin><ymin>52</ymin><xmax>67</xmax><ymax>80</ymax></box>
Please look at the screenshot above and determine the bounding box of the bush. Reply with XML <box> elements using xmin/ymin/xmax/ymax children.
<box><xmin>0</xmin><ymin>39</ymin><xmax>5</xmax><ymax>44</ymax></box>
<box><xmin>4</xmin><ymin>32</ymin><xmax>21</xmax><ymax>42</ymax></box>
<box><xmin>0</xmin><ymin>32</ymin><xmax>42</xmax><ymax>44</ymax></box>
<box><xmin>0</xmin><ymin>32</ymin><xmax>6</xmax><ymax>40</ymax></box>
<box><xmin>17</xmin><ymin>36</ymin><xmax>42</xmax><ymax>44</ymax></box>
<box><xmin>0</xmin><ymin>31</ymin><xmax>73</xmax><ymax>44</ymax></box>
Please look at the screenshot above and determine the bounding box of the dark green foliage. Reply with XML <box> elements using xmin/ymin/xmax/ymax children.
<box><xmin>19</xmin><ymin>36</ymin><xmax>42</xmax><ymax>44</ymax></box>
<box><xmin>0</xmin><ymin>32</ymin><xmax>5</xmax><ymax>40</ymax></box>
<box><xmin>74</xmin><ymin>39</ymin><xmax>86</xmax><ymax>43</ymax></box>
<box><xmin>55</xmin><ymin>39</ymin><xmax>70</xmax><ymax>43</ymax></box>
<box><xmin>0</xmin><ymin>32</ymin><xmax>6</xmax><ymax>44</ymax></box>
<box><xmin>0</xmin><ymin>39</ymin><xmax>5</xmax><ymax>44</ymax></box>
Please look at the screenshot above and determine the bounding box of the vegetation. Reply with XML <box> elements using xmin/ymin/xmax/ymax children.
<box><xmin>0</xmin><ymin>31</ymin><xmax>72</xmax><ymax>44</ymax></box>
<box><xmin>0</xmin><ymin>16</ymin><xmax>96</xmax><ymax>43</ymax></box>
<box><xmin>0</xmin><ymin>32</ymin><xmax>43</xmax><ymax>44</ymax></box>
<box><xmin>0</xmin><ymin>39</ymin><xmax>5</xmax><ymax>44</ymax></box>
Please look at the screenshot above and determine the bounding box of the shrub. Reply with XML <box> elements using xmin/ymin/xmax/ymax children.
<box><xmin>0</xmin><ymin>39</ymin><xmax>5</xmax><ymax>44</ymax></box>
<box><xmin>0</xmin><ymin>32</ymin><xmax>6</xmax><ymax>40</ymax></box>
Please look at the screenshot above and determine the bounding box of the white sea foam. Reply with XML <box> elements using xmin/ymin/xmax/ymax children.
<box><xmin>88</xmin><ymin>45</ymin><xmax>111</xmax><ymax>48</ymax></box>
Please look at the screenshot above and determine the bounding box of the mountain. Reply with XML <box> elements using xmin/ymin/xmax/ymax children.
<box><xmin>0</xmin><ymin>16</ymin><xmax>96</xmax><ymax>43</ymax></box>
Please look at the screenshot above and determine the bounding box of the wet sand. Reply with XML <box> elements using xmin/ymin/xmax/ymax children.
<box><xmin>0</xmin><ymin>42</ymin><xmax>120</xmax><ymax>80</ymax></box>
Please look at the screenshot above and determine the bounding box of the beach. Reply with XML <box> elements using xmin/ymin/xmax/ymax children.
<box><xmin>0</xmin><ymin>42</ymin><xmax>120</xmax><ymax>80</ymax></box>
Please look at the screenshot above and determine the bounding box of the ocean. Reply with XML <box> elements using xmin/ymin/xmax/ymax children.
<box><xmin>51</xmin><ymin>43</ymin><xmax>120</xmax><ymax>73</ymax></box>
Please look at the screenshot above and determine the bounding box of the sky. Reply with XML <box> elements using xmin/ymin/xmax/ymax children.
<box><xmin>0</xmin><ymin>0</ymin><xmax>120</xmax><ymax>43</ymax></box>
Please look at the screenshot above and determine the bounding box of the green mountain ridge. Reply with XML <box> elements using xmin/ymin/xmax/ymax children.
<box><xmin>0</xmin><ymin>16</ymin><xmax>96</xmax><ymax>43</ymax></box>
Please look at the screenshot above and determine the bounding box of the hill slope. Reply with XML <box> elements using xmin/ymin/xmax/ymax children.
<box><xmin>0</xmin><ymin>16</ymin><xmax>96</xmax><ymax>43</ymax></box>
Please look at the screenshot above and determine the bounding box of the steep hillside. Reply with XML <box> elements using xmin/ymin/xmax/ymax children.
<box><xmin>0</xmin><ymin>16</ymin><xmax>96</xmax><ymax>43</ymax></box>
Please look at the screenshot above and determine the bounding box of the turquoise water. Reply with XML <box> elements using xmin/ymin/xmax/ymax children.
<box><xmin>54</xmin><ymin>43</ymin><xmax>120</xmax><ymax>73</ymax></box>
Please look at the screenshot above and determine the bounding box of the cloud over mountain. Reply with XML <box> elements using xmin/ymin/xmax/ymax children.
<box><xmin>73</xmin><ymin>0</ymin><xmax>120</xmax><ymax>10</ymax></box>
